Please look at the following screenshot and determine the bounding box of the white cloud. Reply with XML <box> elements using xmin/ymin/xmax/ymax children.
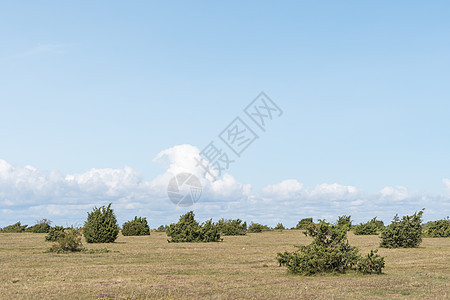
<box><xmin>262</xmin><ymin>179</ymin><xmax>303</xmax><ymax>200</ymax></box>
<box><xmin>379</xmin><ymin>186</ymin><xmax>409</xmax><ymax>202</ymax></box>
<box><xmin>151</xmin><ymin>144</ymin><xmax>250</xmax><ymax>202</ymax></box>
<box><xmin>261</xmin><ymin>180</ymin><xmax>359</xmax><ymax>204</ymax></box>
<box><xmin>151</xmin><ymin>144</ymin><xmax>204</xmax><ymax>195</ymax></box>
<box><xmin>308</xmin><ymin>183</ymin><xmax>359</xmax><ymax>201</ymax></box>
<box><xmin>0</xmin><ymin>146</ymin><xmax>449</xmax><ymax>228</ymax></box>
<box><xmin>207</xmin><ymin>174</ymin><xmax>251</xmax><ymax>201</ymax></box>
<box><xmin>65</xmin><ymin>166</ymin><xmax>144</xmax><ymax>197</ymax></box>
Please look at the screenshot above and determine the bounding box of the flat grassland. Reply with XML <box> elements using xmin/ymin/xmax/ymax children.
<box><xmin>0</xmin><ymin>231</ymin><xmax>448</xmax><ymax>299</ymax></box>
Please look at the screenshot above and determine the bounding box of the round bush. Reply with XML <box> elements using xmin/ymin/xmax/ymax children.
<box><xmin>122</xmin><ymin>216</ymin><xmax>150</xmax><ymax>236</ymax></box>
<box><xmin>83</xmin><ymin>203</ymin><xmax>119</xmax><ymax>243</ymax></box>
<box><xmin>380</xmin><ymin>210</ymin><xmax>424</xmax><ymax>248</ymax></box>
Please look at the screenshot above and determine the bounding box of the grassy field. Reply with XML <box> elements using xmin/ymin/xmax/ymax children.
<box><xmin>0</xmin><ymin>231</ymin><xmax>448</xmax><ymax>299</ymax></box>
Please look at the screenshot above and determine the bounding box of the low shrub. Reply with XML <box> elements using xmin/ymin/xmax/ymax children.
<box><xmin>357</xmin><ymin>249</ymin><xmax>385</xmax><ymax>274</ymax></box>
<box><xmin>0</xmin><ymin>222</ymin><xmax>27</xmax><ymax>233</ymax></box>
<box><xmin>216</xmin><ymin>218</ymin><xmax>247</xmax><ymax>235</ymax></box>
<box><xmin>27</xmin><ymin>219</ymin><xmax>52</xmax><ymax>233</ymax></box>
<box><xmin>49</xmin><ymin>229</ymin><xmax>84</xmax><ymax>253</ymax></box>
<box><xmin>200</xmin><ymin>219</ymin><xmax>221</xmax><ymax>242</ymax></box>
<box><xmin>156</xmin><ymin>225</ymin><xmax>168</xmax><ymax>232</ymax></box>
<box><xmin>81</xmin><ymin>248</ymin><xmax>112</xmax><ymax>254</ymax></box>
<box><xmin>45</xmin><ymin>226</ymin><xmax>65</xmax><ymax>241</ymax></box>
<box><xmin>274</xmin><ymin>223</ymin><xmax>285</xmax><ymax>230</ymax></box>
<box><xmin>354</xmin><ymin>217</ymin><xmax>383</xmax><ymax>235</ymax></box>
<box><xmin>380</xmin><ymin>210</ymin><xmax>424</xmax><ymax>248</ymax></box>
<box><xmin>424</xmin><ymin>218</ymin><xmax>450</xmax><ymax>237</ymax></box>
<box><xmin>166</xmin><ymin>211</ymin><xmax>221</xmax><ymax>242</ymax></box>
<box><xmin>295</xmin><ymin>218</ymin><xmax>313</xmax><ymax>230</ymax></box>
<box><xmin>277</xmin><ymin>221</ymin><xmax>385</xmax><ymax>275</ymax></box>
<box><xmin>248</xmin><ymin>222</ymin><xmax>271</xmax><ymax>233</ymax></box>
<box><xmin>122</xmin><ymin>216</ymin><xmax>150</xmax><ymax>236</ymax></box>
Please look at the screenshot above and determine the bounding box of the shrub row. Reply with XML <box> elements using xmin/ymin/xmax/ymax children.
<box><xmin>0</xmin><ymin>219</ymin><xmax>52</xmax><ymax>233</ymax></box>
<box><xmin>2</xmin><ymin>207</ymin><xmax>446</xmax><ymax>248</ymax></box>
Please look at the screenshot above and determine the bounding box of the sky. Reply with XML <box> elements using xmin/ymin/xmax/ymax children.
<box><xmin>1</xmin><ymin>1</ymin><xmax>449</xmax><ymax>228</ymax></box>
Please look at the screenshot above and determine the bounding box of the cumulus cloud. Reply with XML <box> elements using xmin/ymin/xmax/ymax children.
<box><xmin>151</xmin><ymin>144</ymin><xmax>250</xmax><ymax>202</ymax></box>
<box><xmin>0</xmin><ymin>144</ymin><xmax>253</xmax><ymax>226</ymax></box>
<box><xmin>308</xmin><ymin>183</ymin><xmax>359</xmax><ymax>201</ymax></box>
<box><xmin>379</xmin><ymin>186</ymin><xmax>409</xmax><ymax>202</ymax></box>
<box><xmin>262</xmin><ymin>179</ymin><xmax>303</xmax><ymax>200</ymax></box>
<box><xmin>0</xmin><ymin>159</ymin><xmax>66</xmax><ymax>205</ymax></box>
<box><xmin>261</xmin><ymin>180</ymin><xmax>359</xmax><ymax>204</ymax></box>
<box><xmin>0</xmin><ymin>146</ymin><xmax>449</xmax><ymax>227</ymax></box>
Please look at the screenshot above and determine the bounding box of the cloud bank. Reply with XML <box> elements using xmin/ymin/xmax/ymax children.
<box><xmin>0</xmin><ymin>145</ymin><xmax>449</xmax><ymax>227</ymax></box>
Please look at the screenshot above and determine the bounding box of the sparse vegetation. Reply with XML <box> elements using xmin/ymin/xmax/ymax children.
<box><xmin>0</xmin><ymin>225</ymin><xmax>449</xmax><ymax>298</ymax></box>
<box><xmin>2</xmin><ymin>210</ymin><xmax>450</xmax><ymax>298</ymax></box>
<box><xmin>122</xmin><ymin>216</ymin><xmax>151</xmax><ymax>236</ymax></box>
<box><xmin>83</xmin><ymin>203</ymin><xmax>119</xmax><ymax>243</ymax></box>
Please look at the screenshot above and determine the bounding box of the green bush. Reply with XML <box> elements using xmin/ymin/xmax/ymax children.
<box><xmin>216</xmin><ymin>218</ymin><xmax>247</xmax><ymax>235</ymax></box>
<box><xmin>354</xmin><ymin>217</ymin><xmax>383</xmax><ymax>235</ymax></box>
<box><xmin>357</xmin><ymin>249</ymin><xmax>385</xmax><ymax>274</ymax></box>
<box><xmin>83</xmin><ymin>203</ymin><xmax>119</xmax><ymax>243</ymax></box>
<box><xmin>45</xmin><ymin>226</ymin><xmax>65</xmax><ymax>241</ymax></box>
<box><xmin>200</xmin><ymin>219</ymin><xmax>221</xmax><ymax>242</ymax></box>
<box><xmin>156</xmin><ymin>225</ymin><xmax>168</xmax><ymax>232</ymax></box>
<box><xmin>295</xmin><ymin>218</ymin><xmax>313</xmax><ymax>230</ymax></box>
<box><xmin>27</xmin><ymin>219</ymin><xmax>52</xmax><ymax>233</ymax></box>
<box><xmin>373</xmin><ymin>219</ymin><xmax>385</xmax><ymax>229</ymax></box>
<box><xmin>424</xmin><ymin>218</ymin><xmax>450</xmax><ymax>237</ymax></box>
<box><xmin>0</xmin><ymin>222</ymin><xmax>28</xmax><ymax>233</ymax></box>
<box><xmin>277</xmin><ymin>221</ymin><xmax>385</xmax><ymax>275</ymax></box>
<box><xmin>166</xmin><ymin>211</ymin><xmax>221</xmax><ymax>242</ymax></box>
<box><xmin>248</xmin><ymin>222</ymin><xmax>271</xmax><ymax>233</ymax></box>
<box><xmin>380</xmin><ymin>210</ymin><xmax>424</xmax><ymax>248</ymax></box>
<box><xmin>49</xmin><ymin>229</ymin><xmax>84</xmax><ymax>253</ymax></box>
<box><xmin>336</xmin><ymin>215</ymin><xmax>352</xmax><ymax>232</ymax></box>
<box><xmin>122</xmin><ymin>216</ymin><xmax>151</xmax><ymax>236</ymax></box>
<box><xmin>274</xmin><ymin>223</ymin><xmax>285</xmax><ymax>230</ymax></box>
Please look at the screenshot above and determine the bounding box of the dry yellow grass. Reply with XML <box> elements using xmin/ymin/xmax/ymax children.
<box><xmin>0</xmin><ymin>231</ymin><xmax>449</xmax><ymax>299</ymax></box>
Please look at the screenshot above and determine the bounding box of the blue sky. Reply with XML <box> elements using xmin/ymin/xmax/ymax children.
<box><xmin>1</xmin><ymin>1</ymin><xmax>449</xmax><ymax>227</ymax></box>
